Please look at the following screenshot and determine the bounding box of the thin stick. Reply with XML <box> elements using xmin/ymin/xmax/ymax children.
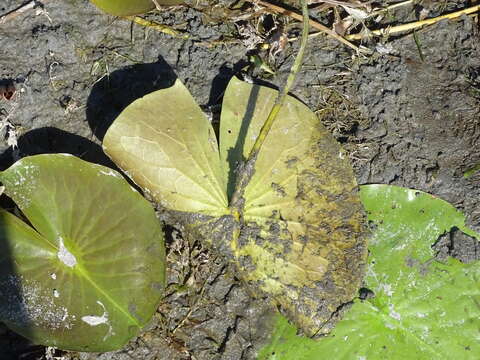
<box><xmin>229</xmin><ymin>0</ymin><xmax>310</xmax><ymax>212</ymax></box>
<box><xmin>347</xmin><ymin>4</ymin><xmax>480</xmax><ymax>40</ymax></box>
<box><xmin>0</xmin><ymin>0</ymin><xmax>46</xmax><ymax>24</ymax></box>
<box><xmin>368</xmin><ymin>0</ymin><xmax>414</xmax><ymax>18</ymax></box>
<box><xmin>246</xmin><ymin>0</ymin><xmax>360</xmax><ymax>52</ymax></box>
<box><xmin>124</xmin><ymin>16</ymin><xmax>189</xmax><ymax>39</ymax></box>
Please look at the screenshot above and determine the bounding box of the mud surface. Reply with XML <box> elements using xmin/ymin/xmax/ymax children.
<box><xmin>0</xmin><ymin>0</ymin><xmax>479</xmax><ymax>359</ymax></box>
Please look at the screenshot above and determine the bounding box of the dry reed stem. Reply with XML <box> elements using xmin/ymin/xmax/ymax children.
<box><xmin>347</xmin><ymin>4</ymin><xmax>480</xmax><ymax>40</ymax></box>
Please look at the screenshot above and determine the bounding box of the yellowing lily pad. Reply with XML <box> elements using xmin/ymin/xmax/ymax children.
<box><xmin>220</xmin><ymin>77</ymin><xmax>368</xmax><ymax>336</ymax></box>
<box><xmin>103</xmin><ymin>79</ymin><xmax>228</xmax><ymax>216</ymax></box>
<box><xmin>103</xmin><ymin>76</ymin><xmax>367</xmax><ymax>336</ymax></box>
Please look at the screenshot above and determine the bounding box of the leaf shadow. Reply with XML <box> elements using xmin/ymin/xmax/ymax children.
<box><xmin>225</xmin><ymin>84</ymin><xmax>260</xmax><ymax>201</ymax></box>
<box><xmin>207</xmin><ymin>65</ymin><xmax>280</xmax><ymax>201</ymax></box>
<box><xmin>0</xmin><ymin>221</ymin><xmax>41</xmax><ymax>360</ymax></box>
<box><xmin>0</xmin><ymin>127</ymin><xmax>115</xmax><ymax>171</ymax></box>
<box><xmin>86</xmin><ymin>58</ymin><xmax>177</xmax><ymax>142</ymax></box>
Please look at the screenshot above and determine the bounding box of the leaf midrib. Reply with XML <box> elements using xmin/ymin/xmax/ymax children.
<box><xmin>74</xmin><ymin>262</ymin><xmax>141</xmax><ymax>327</ymax></box>
<box><xmin>138</xmin><ymin>116</ymin><xmax>227</xmax><ymax>208</ymax></box>
<box><xmin>9</xmin><ymin>219</ymin><xmax>141</xmax><ymax>328</ymax></box>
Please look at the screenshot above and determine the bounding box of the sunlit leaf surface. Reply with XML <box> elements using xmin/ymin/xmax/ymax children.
<box><xmin>259</xmin><ymin>185</ymin><xmax>480</xmax><ymax>359</ymax></box>
<box><xmin>90</xmin><ymin>0</ymin><xmax>182</xmax><ymax>16</ymax></box>
<box><xmin>220</xmin><ymin>77</ymin><xmax>367</xmax><ymax>336</ymax></box>
<box><xmin>104</xmin><ymin>77</ymin><xmax>367</xmax><ymax>337</ymax></box>
<box><xmin>0</xmin><ymin>154</ymin><xmax>165</xmax><ymax>351</ymax></box>
<box><xmin>90</xmin><ymin>0</ymin><xmax>154</xmax><ymax>16</ymax></box>
<box><xmin>103</xmin><ymin>79</ymin><xmax>228</xmax><ymax>216</ymax></box>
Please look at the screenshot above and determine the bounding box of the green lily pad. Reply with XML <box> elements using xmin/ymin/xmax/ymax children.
<box><xmin>103</xmin><ymin>77</ymin><xmax>367</xmax><ymax>337</ymax></box>
<box><xmin>90</xmin><ymin>0</ymin><xmax>182</xmax><ymax>17</ymax></box>
<box><xmin>258</xmin><ymin>184</ymin><xmax>480</xmax><ymax>359</ymax></box>
<box><xmin>0</xmin><ymin>154</ymin><xmax>165</xmax><ymax>352</ymax></box>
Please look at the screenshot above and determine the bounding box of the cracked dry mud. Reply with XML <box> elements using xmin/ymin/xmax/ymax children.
<box><xmin>0</xmin><ymin>0</ymin><xmax>479</xmax><ymax>359</ymax></box>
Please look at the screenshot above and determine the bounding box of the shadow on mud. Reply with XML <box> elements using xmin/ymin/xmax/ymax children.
<box><xmin>86</xmin><ymin>58</ymin><xmax>177</xmax><ymax>142</ymax></box>
<box><xmin>0</xmin><ymin>127</ymin><xmax>115</xmax><ymax>171</ymax></box>
<box><xmin>207</xmin><ymin>61</ymin><xmax>249</xmax><ymax>106</ymax></box>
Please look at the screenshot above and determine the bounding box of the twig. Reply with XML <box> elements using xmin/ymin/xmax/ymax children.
<box><xmin>0</xmin><ymin>0</ymin><xmax>46</xmax><ymax>24</ymax></box>
<box><xmin>412</xmin><ymin>30</ymin><xmax>424</xmax><ymax>62</ymax></box>
<box><xmin>309</xmin><ymin>0</ymin><xmax>368</xmax><ymax>8</ymax></box>
<box><xmin>368</xmin><ymin>0</ymin><xmax>413</xmax><ymax>18</ymax></box>
<box><xmin>124</xmin><ymin>16</ymin><xmax>189</xmax><ymax>39</ymax></box>
<box><xmin>347</xmin><ymin>4</ymin><xmax>480</xmax><ymax>40</ymax></box>
<box><xmin>246</xmin><ymin>0</ymin><xmax>360</xmax><ymax>52</ymax></box>
<box><xmin>229</xmin><ymin>0</ymin><xmax>310</xmax><ymax>213</ymax></box>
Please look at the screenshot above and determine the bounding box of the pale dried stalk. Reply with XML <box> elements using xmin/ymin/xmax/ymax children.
<box><xmin>347</xmin><ymin>4</ymin><xmax>480</xmax><ymax>40</ymax></box>
<box><xmin>0</xmin><ymin>0</ymin><xmax>46</xmax><ymax>24</ymax></box>
<box><xmin>124</xmin><ymin>16</ymin><xmax>189</xmax><ymax>39</ymax></box>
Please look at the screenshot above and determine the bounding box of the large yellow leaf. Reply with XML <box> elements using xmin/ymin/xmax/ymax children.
<box><xmin>220</xmin><ymin>77</ymin><xmax>367</xmax><ymax>336</ymax></box>
<box><xmin>103</xmin><ymin>79</ymin><xmax>228</xmax><ymax>216</ymax></box>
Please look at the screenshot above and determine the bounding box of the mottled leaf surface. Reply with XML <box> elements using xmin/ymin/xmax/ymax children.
<box><xmin>104</xmin><ymin>77</ymin><xmax>367</xmax><ymax>337</ymax></box>
<box><xmin>103</xmin><ymin>79</ymin><xmax>228</xmax><ymax>216</ymax></box>
<box><xmin>221</xmin><ymin>77</ymin><xmax>367</xmax><ymax>336</ymax></box>
<box><xmin>0</xmin><ymin>154</ymin><xmax>165</xmax><ymax>351</ymax></box>
<box><xmin>259</xmin><ymin>185</ymin><xmax>480</xmax><ymax>359</ymax></box>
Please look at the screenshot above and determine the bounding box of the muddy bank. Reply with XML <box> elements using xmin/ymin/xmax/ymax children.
<box><xmin>0</xmin><ymin>0</ymin><xmax>479</xmax><ymax>359</ymax></box>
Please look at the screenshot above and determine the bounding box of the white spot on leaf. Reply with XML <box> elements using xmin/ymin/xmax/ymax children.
<box><xmin>57</xmin><ymin>237</ymin><xmax>77</xmax><ymax>268</ymax></box>
<box><xmin>99</xmin><ymin>169</ymin><xmax>120</xmax><ymax>178</ymax></box>
<box><xmin>81</xmin><ymin>301</ymin><xmax>114</xmax><ymax>340</ymax></box>
<box><xmin>407</xmin><ymin>191</ymin><xmax>416</xmax><ymax>201</ymax></box>
<box><xmin>381</xmin><ymin>283</ymin><xmax>393</xmax><ymax>297</ymax></box>
<box><xmin>388</xmin><ymin>304</ymin><xmax>401</xmax><ymax>320</ymax></box>
<box><xmin>0</xmin><ymin>275</ymin><xmax>75</xmax><ymax>330</ymax></box>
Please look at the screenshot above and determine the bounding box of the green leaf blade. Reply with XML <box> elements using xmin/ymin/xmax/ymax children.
<box><xmin>0</xmin><ymin>154</ymin><xmax>165</xmax><ymax>351</ymax></box>
<box><xmin>259</xmin><ymin>185</ymin><xmax>480</xmax><ymax>359</ymax></box>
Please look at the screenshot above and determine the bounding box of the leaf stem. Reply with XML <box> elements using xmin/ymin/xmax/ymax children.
<box><xmin>124</xmin><ymin>16</ymin><xmax>189</xmax><ymax>39</ymax></box>
<box><xmin>229</xmin><ymin>0</ymin><xmax>310</xmax><ymax>215</ymax></box>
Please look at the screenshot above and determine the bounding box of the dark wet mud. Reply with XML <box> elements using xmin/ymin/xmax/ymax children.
<box><xmin>0</xmin><ymin>0</ymin><xmax>479</xmax><ymax>358</ymax></box>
